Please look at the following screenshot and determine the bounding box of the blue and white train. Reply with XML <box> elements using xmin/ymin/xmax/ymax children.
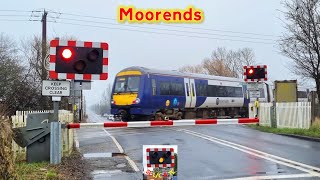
<box><xmin>110</xmin><ymin>66</ymin><xmax>311</xmax><ymax>121</ymax></box>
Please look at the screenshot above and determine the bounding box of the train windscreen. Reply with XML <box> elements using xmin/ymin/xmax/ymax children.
<box><xmin>114</xmin><ymin>76</ymin><xmax>140</xmax><ymax>93</ymax></box>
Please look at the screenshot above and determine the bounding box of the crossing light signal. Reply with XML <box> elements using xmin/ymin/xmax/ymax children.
<box><xmin>244</xmin><ymin>65</ymin><xmax>267</xmax><ymax>82</ymax></box>
<box><xmin>56</xmin><ymin>46</ymin><xmax>103</xmax><ymax>74</ymax></box>
<box><xmin>49</xmin><ymin>40</ymin><xmax>109</xmax><ymax>80</ymax></box>
<box><xmin>149</xmin><ymin>151</ymin><xmax>172</xmax><ymax>165</ymax></box>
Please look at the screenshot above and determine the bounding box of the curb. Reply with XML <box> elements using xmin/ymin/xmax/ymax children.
<box><xmin>278</xmin><ymin>133</ymin><xmax>320</xmax><ymax>142</ymax></box>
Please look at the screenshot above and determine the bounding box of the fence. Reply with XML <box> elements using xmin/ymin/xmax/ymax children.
<box><xmin>11</xmin><ymin>110</ymin><xmax>74</xmax><ymax>161</ymax></box>
<box><xmin>249</xmin><ymin>102</ymin><xmax>311</xmax><ymax>129</ymax></box>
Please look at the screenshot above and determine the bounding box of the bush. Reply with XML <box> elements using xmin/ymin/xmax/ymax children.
<box><xmin>310</xmin><ymin>117</ymin><xmax>320</xmax><ymax>131</ymax></box>
<box><xmin>0</xmin><ymin>117</ymin><xmax>16</xmax><ymax>179</ymax></box>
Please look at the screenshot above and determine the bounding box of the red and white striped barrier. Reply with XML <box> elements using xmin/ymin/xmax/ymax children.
<box><xmin>66</xmin><ymin>118</ymin><xmax>259</xmax><ymax>129</ymax></box>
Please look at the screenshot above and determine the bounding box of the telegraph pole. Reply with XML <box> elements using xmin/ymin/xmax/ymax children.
<box><xmin>41</xmin><ymin>10</ymin><xmax>48</xmax><ymax>109</ymax></box>
<box><xmin>41</xmin><ymin>9</ymin><xmax>48</xmax><ymax>80</ymax></box>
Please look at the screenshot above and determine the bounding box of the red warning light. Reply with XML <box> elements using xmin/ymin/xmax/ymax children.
<box><xmin>61</xmin><ymin>48</ymin><xmax>73</xmax><ymax>60</ymax></box>
<box><xmin>248</xmin><ymin>69</ymin><xmax>254</xmax><ymax>74</ymax></box>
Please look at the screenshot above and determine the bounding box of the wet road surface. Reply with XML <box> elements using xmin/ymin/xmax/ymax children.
<box><xmin>75</xmin><ymin>111</ymin><xmax>320</xmax><ymax>180</ymax></box>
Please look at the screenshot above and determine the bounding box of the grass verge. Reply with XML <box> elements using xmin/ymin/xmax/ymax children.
<box><xmin>15</xmin><ymin>149</ymin><xmax>92</xmax><ymax>180</ymax></box>
<box><xmin>247</xmin><ymin>123</ymin><xmax>320</xmax><ymax>138</ymax></box>
<box><xmin>16</xmin><ymin>162</ymin><xmax>58</xmax><ymax>180</ymax></box>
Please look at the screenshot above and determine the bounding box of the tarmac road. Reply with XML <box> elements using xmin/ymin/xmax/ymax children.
<box><xmin>75</xmin><ymin>111</ymin><xmax>320</xmax><ymax>180</ymax></box>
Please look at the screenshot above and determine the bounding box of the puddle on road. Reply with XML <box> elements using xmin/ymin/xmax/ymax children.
<box><xmin>116</xmin><ymin>163</ymin><xmax>126</xmax><ymax>168</ymax></box>
<box><xmin>84</xmin><ymin>152</ymin><xmax>127</xmax><ymax>159</ymax></box>
<box><xmin>92</xmin><ymin>170</ymin><xmax>122</xmax><ymax>175</ymax></box>
<box><xmin>92</xmin><ymin>170</ymin><xmax>128</xmax><ymax>178</ymax></box>
<box><xmin>84</xmin><ymin>153</ymin><xmax>112</xmax><ymax>158</ymax></box>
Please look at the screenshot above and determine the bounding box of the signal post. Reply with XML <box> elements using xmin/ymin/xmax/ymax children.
<box><xmin>43</xmin><ymin>39</ymin><xmax>109</xmax><ymax>164</ymax></box>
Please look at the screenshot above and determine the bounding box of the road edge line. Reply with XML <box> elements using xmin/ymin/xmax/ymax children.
<box><xmin>102</xmin><ymin>128</ymin><xmax>140</xmax><ymax>172</ymax></box>
<box><xmin>73</xmin><ymin>129</ymin><xmax>80</xmax><ymax>151</ymax></box>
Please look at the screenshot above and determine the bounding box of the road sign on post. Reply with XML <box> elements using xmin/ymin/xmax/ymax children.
<box><xmin>42</xmin><ymin>80</ymin><xmax>70</xmax><ymax>96</ymax></box>
<box><xmin>73</xmin><ymin>81</ymin><xmax>91</xmax><ymax>90</ymax></box>
<box><xmin>49</xmin><ymin>39</ymin><xmax>109</xmax><ymax>80</ymax></box>
<box><xmin>249</xmin><ymin>90</ymin><xmax>261</xmax><ymax>98</ymax></box>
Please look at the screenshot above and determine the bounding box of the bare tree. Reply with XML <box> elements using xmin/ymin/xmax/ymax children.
<box><xmin>178</xmin><ymin>64</ymin><xmax>206</xmax><ymax>74</ymax></box>
<box><xmin>279</xmin><ymin>0</ymin><xmax>320</xmax><ymax>98</ymax></box>
<box><xmin>90</xmin><ymin>84</ymin><xmax>113</xmax><ymax>115</ymax></box>
<box><xmin>0</xmin><ymin>34</ymin><xmax>43</xmax><ymax>114</ymax></box>
<box><xmin>180</xmin><ymin>47</ymin><xmax>256</xmax><ymax>78</ymax></box>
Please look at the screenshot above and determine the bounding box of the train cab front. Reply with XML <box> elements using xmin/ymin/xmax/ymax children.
<box><xmin>111</xmin><ymin>70</ymin><xmax>142</xmax><ymax>121</ymax></box>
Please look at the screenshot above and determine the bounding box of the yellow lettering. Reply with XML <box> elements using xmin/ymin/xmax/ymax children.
<box><xmin>117</xmin><ymin>5</ymin><xmax>204</xmax><ymax>24</ymax></box>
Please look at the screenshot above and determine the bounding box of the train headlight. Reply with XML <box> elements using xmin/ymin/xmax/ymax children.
<box><xmin>111</xmin><ymin>100</ymin><xmax>116</xmax><ymax>105</ymax></box>
<box><xmin>132</xmin><ymin>98</ymin><xmax>140</xmax><ymax>104</ymax></box>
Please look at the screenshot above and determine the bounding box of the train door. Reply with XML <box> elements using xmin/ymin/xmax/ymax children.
<box><xmin>266</xmin><ymin>83</ymin><xmax>271</xmax><ymax>102</ymax></box>
<box><xmin>190</xmin><ymin>79</ymin><xmax>197</xmax><ymax>107</ymax></box>
<box><xmin>243</xmin><ymin>84</ymin><xmax>250</xmax><ymax>106</ymax></box>
<box><xmin>184</xmin><ymin>78</ymin><xmax>197</xmax><ymax>108</ymax></box>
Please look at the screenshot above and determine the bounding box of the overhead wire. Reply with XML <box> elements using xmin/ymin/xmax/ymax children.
<box><xmin>51</xmin><ymin>17</ymin><xmax>276</xmax><ymax>41</ymax></box>
<box><xmin>48</xmin><ymin>10</ymin><xmax>278</xmax><ymax>38</ymax></box>
<box><xmin>53</xmin><ymin>21</ymin><xmax>274</xmax><ymax>44</ymax></box>
<box><xmin>0</xmin><ymin>10</ymin><xmax>35</xmax><ymax>13</ymax></box>
<box><xmin>0</xmin><ymin>9</ymin><xmax>278</xmax><ymax>44</ymax></box>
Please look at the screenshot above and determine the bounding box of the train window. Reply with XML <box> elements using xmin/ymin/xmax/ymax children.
<box><xmin>186</xmin><ymin>83</ymin><xmax>190</xmax><ymax>96</ymax></box>
<box><xmin>127</xmin><ymin>76</ymin><xmax>140</xmax><ymax>92</ymax></box>
<box><xmin>207</xmin><ymin>85</ymin><xmax>216</xmax><ymax>97</ymax></box>
<box><xmin>160</xmin><ymin>82</ymin><xmax>170</xmax><ymax>95</ymax></box>
<box><xmin>196</xmin><ymin>84</ymin><xmax>207</xmax><ymax>96</ymax></box>
<box><xmin>114</xmin><ymin>77</ymin><xmax>127</xmax><ymax>93</ymax></box>
<box><xmin>170</xmin><ymin>82</ymin><xmax>184</xmax><ymax>96</ymax></box>
<box><xmin>217</xmin><ymin>86</ymin><xmax>227</xmax><ymax>97</ymax></box>
<box><xmin>207</xmin><ymin>85</ymin><xmax>243</xmax><ymax>97</ymax></box>
<box><xmin>191</xmin><ymin>83</ymin><xmax>195</xmax><ymax>97</ymax></box>
<box><xmin>114</xmin><ymin>76</ymin><xmax>140</xmax><ymax>93</ymax></box>
<box><xmin>151</xmin><ymin>79</ymin><xmax>156</xmax><ymax>95</ymax></box>
<box><xmin>234</xmin><ymin>87</ymin><xmax>243</xmax><ymax>97</ymax></box>
<box><xmin>298</xmin><ymin>91</ymin><xmax>307</xmax><ymax>98</ymax></box>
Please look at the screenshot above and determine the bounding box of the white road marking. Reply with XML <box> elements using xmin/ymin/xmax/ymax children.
<box><xmin>73</xmin><ymin>130</ymin><xmax>80</xmax><ymax>151</ymax></box>
<box><xmin>88</xmin><ymin>112</ymin><xmax>140</xmax><ymax>172</ymax></box>
<box><xmin>103</xmin><ymin>128</ymin><xmax>124</xmax><ymax>153</ymax></box>
<box><xmin>179</xmin><ymin>129</ymin><xmax>320</xmax><ymax>177</ymax></box>
<box><xmin>102</xmin><ymin>128</ymin><xmax>140</xmax><ymax>172</ymax></box>
<box><xmin>125</xmin><ymin>155</ymin><xmax>140</xmax><ymax>172</ymax></box>
<box><xmin>222</xmin><ymin>173</ymin><xmax>314</xmax><ymax>180</ymax></box>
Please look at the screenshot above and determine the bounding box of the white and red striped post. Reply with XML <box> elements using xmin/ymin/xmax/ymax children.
<box><xmin>66</xmin><ymin>118</ymin><xmax>259</xmax><ymax>129</ymax></box>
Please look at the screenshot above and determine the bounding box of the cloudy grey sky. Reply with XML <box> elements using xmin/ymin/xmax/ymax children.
<box><xmin>1</xmin><ymin>0</ymin><xmax>309</xmax><ymax>106</ymax></box>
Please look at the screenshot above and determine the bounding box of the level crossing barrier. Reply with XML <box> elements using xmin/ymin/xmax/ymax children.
<box><xmin>66</xmin><ymin>118</ymin><xmax>259</xmax><ymax>129</ymax></box>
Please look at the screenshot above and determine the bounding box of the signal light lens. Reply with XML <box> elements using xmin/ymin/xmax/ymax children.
<box><xmin>248</xmin><ymin>69</ymin><xmax>254</xmax><ymax>74</ymax></box>
<box><xmin>152</xmin><ymin>152</ymin><xmax>158</xmax><ymax>159</ymax></box>
<box><xmin>159</xmin><ymin>157</ymin><xmax>164</xmax><ymax>163</ymax></box>
<box><xmin>62</xmin><ymin>48</ymin><xmax>73</xmax><ymax>60</ymax></box>
<box><xmin>165</xmin><ymin>151</ymin><xmax>171</xmax><ymax>158</ymax></box>
<box><xmin>87</xmin><ymin>49</ymin><xmax>99</xmax><ymax>61</ymax></box>
<box><xmin>74</xmin><ymin>60</ymin><xmax>86</xmax><ymax>72</ymax></box>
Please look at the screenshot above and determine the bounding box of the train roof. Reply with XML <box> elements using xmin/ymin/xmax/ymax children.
<box><xmin>120</xmin><ymin>66</ymin><xmax>244</xmax><ymax>82</ymax></box>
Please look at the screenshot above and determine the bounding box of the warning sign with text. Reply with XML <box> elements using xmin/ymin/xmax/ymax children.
<box><xmin>42</xmin><ymin>80</ymin><xmax>70</xmax><ymax>96</ymax></box>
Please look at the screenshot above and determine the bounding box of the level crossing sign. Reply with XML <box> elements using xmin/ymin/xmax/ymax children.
<box><xmin>42</xmin><ymin>80</ymin><xmax>70</xmax><ymax>96</ymax></box>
